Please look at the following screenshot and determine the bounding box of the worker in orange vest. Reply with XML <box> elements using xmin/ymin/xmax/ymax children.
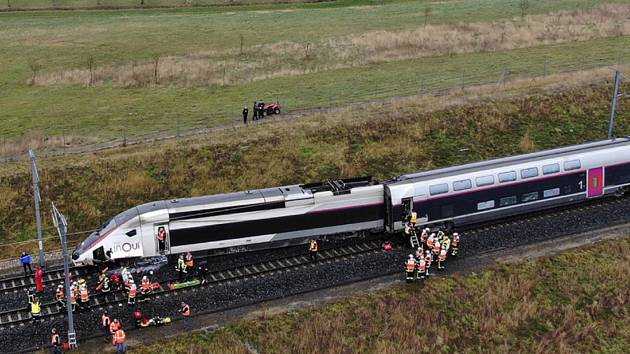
<box><xmin>427</xmin><ymin>233</ymin><xmax>435</xmax><ymax>249</ymax></box>
<box><xmin>139</xmin><ymin>275</ymin><xmax>152</xmax><ymax>302</ymax></box>
<box><xmin>101</xmin><ymin>311</ymin><xmax>111</xmax><ymax>341</ymax></box>
<box><xmin>179</xmin><ymin>302</ymin><xmax>192</xmax><ymax>330</ymax></box>
<box><xmin>78</xmin><ymin>278</ymin><xmax>89</xmax><ymax>309</ymax></box>
<box><xmin>432</xmin><ymin>239</ymin><xmax>441</xmax><ymax>260</ymax></box>
<box><xmin>55</xmin><ymin>285</ymin><xmax>66</xmax><ymax>308</ymax></box>
<box><xmin>127</xmin><ymin>279</ymin><xmax>137</xmax><ymax>305</ymax></box>
<box><xmin>451</xmin><ymin>232</ymin><xmax>460</xmax><ymax>256</ymax></box>
<box><xmin>113</xmin><ymin>328</ymin><xmax>126</xmax><ymax>353</ymax></box>
<box><xmin>438</xmin><ymin>248</ymin><xmax>448</xmax><ymax>270</ymax></box>
<box><xmin>416</xmin><ymin>256</ymin><xmax>427</xmax><ymax>279</ymax></box>
<box><xmin>405</xmin><ymin>255</ymin><xmax>416</xmax><ymax>283</ymax></box>
<box><xmin>309</xmin><ymin>239</ymin><xmax>319</xmax><ymax>262</ymax></box>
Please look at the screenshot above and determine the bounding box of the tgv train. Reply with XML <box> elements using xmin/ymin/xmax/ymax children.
<box><xmin>72</xmin><ymin>138</ymin><xmax>630</xmax><ymax>265</ymax></box>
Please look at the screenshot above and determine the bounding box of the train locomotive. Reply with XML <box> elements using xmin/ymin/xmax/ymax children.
<box><xmin>72</xmin><ymin>138</ymin><xmax>630</xmax><ymax>266</ymax></box>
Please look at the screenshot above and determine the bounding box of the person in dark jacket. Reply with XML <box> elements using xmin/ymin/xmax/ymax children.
<box><xmin>253</xmin><ymin>101</ymin><xmax>258</xmax><ymax>120</ymax></box>
<box><xmin>20</xmin><ymin>252</ymin><xmax>33</xmax><ymax>275</ymax></box>
<box><xmin>242</xmin><ymin>105</ymin><xmax>249</xmax><ymax>124</ymax></box>
<box><xmin>258</xmin><ymin>101</ymin><xmax>265</xmax><ymax>119</ymax></box>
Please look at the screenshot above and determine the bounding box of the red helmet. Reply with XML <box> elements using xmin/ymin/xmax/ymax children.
<box><xmin>134</xmin><ymin>311</ymin><xmax>142</xmax><ymax>319</ymax></box>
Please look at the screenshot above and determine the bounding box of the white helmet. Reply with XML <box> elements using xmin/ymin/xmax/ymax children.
<box><xmin>142</xmin><ymin>276</ymin><xmax>148</xmax><ymax>281</ymax></box>
<box><xmin>430</xmin><ymin>233</ymin><xmax>435</xmax><ymax>237</ymax></box>
<box><xmin>453</xmin><ymin>232</ymin><xmax>459</xmax><ymax>236</ymax></box>
<box><xmin>408</xmin><ymin>254</ymin><xmax>414</xmax><ymax>259</ymax></box>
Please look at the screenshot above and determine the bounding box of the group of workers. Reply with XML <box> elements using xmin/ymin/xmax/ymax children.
<box><xmin>242</xmin><ymin>100</ymin><xmax>268</xmax><ymax>124</ymax></box>
<box><xmin>403</xmin><ymin>213</ymin><xmax>461</xmax><ymax>282</ymax></box>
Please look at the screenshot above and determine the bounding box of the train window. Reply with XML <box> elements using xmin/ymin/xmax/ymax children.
<box><xmin>453</xmin><ymin>179</ymin><xmax>472</xmax><ymax>191</ymax></box>
<box><xmin>543</xmin><ymin>188</ymin><xmax>560</xmax><ymax>198</ymax></box>
<box><xmin>477</xmin><ymin>200</ymin><xmax>495</xmax><ymax>210</ymax></box>
<box><xmin>564</xmin><ymin>160</ymin><xmax>581</xmax><ymax>171</ymax></box>
<box><xmin>125</xmin><ymin>229</ymin><xmax>137</xmax><ymax>237</ymax></box>
<box><xmin>499</xmin><ymin>196</ymin><xmax>517</xmax><ymax>207</ymax></box>
<box><xmin>429</xmin><ymin>183</ymin><xmax>449</xmax><ymax>196</ymax></box>
<box><xmin>521</xmin><ymin>191</ymin><xmax>539</xmax><ymax>202</ymax></box>
<box><xmin>475</xmin><ymin>175</ymin><xmax>494</xmax><ymax>187</ymax></box>
<box><xmin>521</xmin><ymin>167</ymin><xmax>539</xmax><ymax>179</ymax></box>
<box><xmin>542</xmin><ymin>163</ymin><xmax>560</xmax><ymax>175</ymax></box>
<box><xmin>498</xmin><ymin>171</ymin><xmax>517</xmax><ymax>183</ymax></box>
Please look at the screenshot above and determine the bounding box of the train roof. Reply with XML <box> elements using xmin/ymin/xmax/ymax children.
<box><xmin>390</xmin><ymin>138</ymin><xmax>630</xmax><ymax>184</ymax></box>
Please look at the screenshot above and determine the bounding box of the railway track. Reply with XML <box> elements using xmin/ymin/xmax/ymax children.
<box><xmin>0</xmin><ymin>266</ymin><xmax>94</xmax><ymax>294</ymax></box>
<box><xmin>0</xmin><ymin>239</ymin><xmax>383</xmax><ymax>329</ymax></box>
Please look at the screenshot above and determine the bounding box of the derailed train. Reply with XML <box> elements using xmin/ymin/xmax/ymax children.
<box><xmin>72</xmin><ymin>138</ymin><xmax>630</xmax><ymax>265</ymax></box>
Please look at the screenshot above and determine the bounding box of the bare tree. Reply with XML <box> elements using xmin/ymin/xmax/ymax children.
<box><xmin>152</xmin><ymin>55</ymin><xmax>160</xmax><ymax>84</ymax></box>
<box><xmin>519</xmin><ymin>0</ymin><xmax>529</xmax><ymax>22</ymax></box>
<box><xmin>87</xmin><ymin>56</ymin><xmax>95</xmax><ymax>86</ymax></box>
<box><xmin>424</xmin><ymin>6</ymin><xmax>432</xmax><ymax>27</ymax></box>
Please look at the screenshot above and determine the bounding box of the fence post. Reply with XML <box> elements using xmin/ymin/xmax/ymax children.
<box><xmin>543</xmin><ymin>58</ymin><xmax>548</xmax><ymax>77</ymax></box>
<box><xmin>461</xmin><ymin>71</ymin><xmax>465</xmax><ymax>91</ymax></box>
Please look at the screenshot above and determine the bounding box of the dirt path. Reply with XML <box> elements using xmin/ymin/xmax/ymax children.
<box><xmin>74</xmin><ymin>223</ymin><xmax>629</xmax><ymax>353</ymax></box>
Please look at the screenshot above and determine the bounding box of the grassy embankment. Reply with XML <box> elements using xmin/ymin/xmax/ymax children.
<box><xmin>129</xmin><ymin>237</ymin><xmax>630</xmax><ymax>353</ymax></box>
<box><xmin>0</xmin><ymin>80</ymin><xmax>627</xmax><ymax>257</ymax></box>
<box><xmin>0</xmin><ymin>0</ymin><xmax>628</xmax><ymax>152</ymax></box>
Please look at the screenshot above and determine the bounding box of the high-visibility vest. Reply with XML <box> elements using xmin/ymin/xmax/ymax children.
<box><xmin>439</xmin><ymin>249</ymin><xmax>447</xmax><ymax>261</ymax></box>
<box><xmin>427</xmin><ymin>237</ymin><xmax>434</xmax><ymax>248</ymax></box>
<box><xmin>109</xmin><ymin>322</ymin><xmax>120</xmax><ymax>334</ymax></box>
<box><xmin>56</xmin><ymin>289</ymin><xmax>64</xmax><ymax>301</ymax></box>
<box><xmin>433</xmin><ymin>242</ymin><xmax>441</xmax><ymax>254</ymax></box>
<box><xmin>177</xmin><ymin>258</ymin><xmax>186</xmax><ymax>271</ymax></box>
<box><xmin>424</xmin><ymin>254</ymin><xmax>432</xmax><ymax>266</ymax></box>
<box><xmin>157</xmin><ymin>230</ymin><xmax>166</xmax><ymax>241</ymax></box>
<box><xmin>114</xmin><ymin>329</ymin><xmax>126</xmax><ymax>344</ymax></box>
<box><xmin>310</xmin><ymin>241</ymin><xmax>318</xmax><ymax>252</ymax></box>
<box><xmin>417</xmin><ymin>259</ymin><xmax>426</xmax><ymax>271</ymax></box>
<box><xmin>141</xmin><ymin>279</ymin><xmax>151</xmax><ymax>290</ymax></box>
<box><xmin>181</xmin><ymin>305</ymin><xmax>191</xmax><ymax>317</ymax></box>
<box><xmin>80</xmin><ymin>287</ymin><xmax>89</xmax><ymax>302</ymax></box>
<box><xmin>31</xmin><ymin>301</ymin><xmax>41</xmax><ymax>315</ymax></box>
<box><xmin>405</xmin><ymin>260</ymin><xmax>416</xmax><ymax>272</ymax></box>
<box><xmin>442</xmin><ymin>239</ymin><xmax>451</xmax><ymax>251</ymax></box>
<box><xmin>102</xmin><ymin>314</ymin><xmax>111</xmax><ymax>327</ymax></box>
<box><xmin>128</xmin><ymin>286</ymin><xmax>137</xmax><ymax>298</ymax></box>
<box><xmin>410</xmin><ymin>212</ymin><xmax>417</xmax><ymax>224</ymax></box>
<box><xmin>185</xmin><ymin>256</ymin><xmax>194</xmax><ymax>268</ymax></box>
<box><xmin>51</xmin><ymin>333</ymin><xmax>60</xmax><ymax>346</ymax></box>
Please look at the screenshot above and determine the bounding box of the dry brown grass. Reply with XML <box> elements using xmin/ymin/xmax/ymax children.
<box><xmin>33</xmin><ymin>4</ymin><xmax>630</xmax><ymax>88</ymax></box>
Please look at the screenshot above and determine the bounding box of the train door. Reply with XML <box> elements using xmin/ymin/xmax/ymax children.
<box><xmin>587</xmin><ymin>167</ymin><xmax>604</xmax><ymax>198</ymax></box>
<box><xmin>401</xmin><ymin>197</ymin><xmax>413</xmax><ymax>223</ymax></box>
<box><xmin>154</xmin><ymin>224</ymin><xmax>171</xmax><ymax>254</ymax></box>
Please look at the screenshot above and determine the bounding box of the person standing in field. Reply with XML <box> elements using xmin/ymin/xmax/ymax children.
<box><xmin>253</xmin><ymin>101</ymin><xmax>258</xmax><ymax>120</ymax></box>
<box><xmin>242</xmin><ymin>105</ymin><xmax>249</xmax><ymax>124</ymax></box>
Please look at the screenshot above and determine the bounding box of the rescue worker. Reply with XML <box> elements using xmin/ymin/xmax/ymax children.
<box><xmin>35</xmin><ymin>266</ymin><xmax>44</xmax><ymax>293</ymax></box>
<box><xmin>184</xmin><ymin>252</ymin><xmax>194</xmax><ymax>279</ymax></box>
<box><xmin>416</xmin><ymin>256</ymin><xmax>427</xmax><ymax>279</ymax></box>
<box><xmin>442</xmin><ymin>235</ymin><xmax>451</xmax><ymax>254</ymax></box>
<box><xmin>109</xmin><ymin>318</ymin><xmax>121</xmax><ymax>336</ymax></box>
<box><xmin>432</xmin><ymin>239</ymin><xmax>441</xmax><ymax>261</ymax></box>
<box><xmin>51</xmin><ymin>328</ymin><xmax>62</xmax><ymax>354</ymax></box>
<box><xmin>30</xmin><ymin>296</ymin><xmax>41</xmax><ymax>319</ymax></box>
<box><xmin>101</xmin><ymin>311</ymin><xmax>112</xmax><ymax>340</ymax></box>
<box><xmin>415</xmin><ymin>247</ymin><xmax>423</xmax><ymax>260</ymax></box>
<box><xmin>436</xmin><ymin>229</ymin><xmax>446</xmax><ymax>243</ymax></box>
<box><xmin>309</xmin><ymin>239</ymin><xmax>318</xmax><ymax>262</ymax></box>
<box><xmin>438</xmin><ymin>247</ymin><xmax>448</xmax><ymax>270</ymax></box>
<box><xmin>176</xmin><ymin>254</ymin><xmax>187</xmax><ymax>280</ymax></box>
<box><xmin>197</xmin><ymin>265</ymin><xmax>209</xmax><ymax>285</ymax></box>
<box><xmin>420</xmin><ymin>228</ymin><xmax>429</xmax><ymax>248</ymax></box>
<box><xmin>56</xmin><ymin>285</ymin><xmax>66</xmax><ymax>308</ymax></box>
<box><xmin>113</xmin><ymin>328</ymin><xmax>126</xmax><ymax>354</ymax></box>
<box><xmin>405</xmin><ymin>254</ymin><xmax>416</xmax><ymax>283</ymax></box>
<box><xmin>427</xmin><ymin>233</ymin><xmax>436</xmax><ymax>250</ymax></box>
<box><xmin>127</xmin><ymin>279</ymin><xmax>137</xmax><ymax>305</ymax></box>
<box><xmin>70</xmin><ymin>285</ymin><xmax>78</xmax><ymax>312</ymax></box>
<box><xmin>121</xmin><ymin>267</ymin><xmax>132</xmax><ymax>288</ymax></box>
<box><xmin>258</xmin><ymin>101</ymin><xmax>265</xmax><ymax>119</ymax></box>
<box><xmin>157</xmin><ymin>226</ymin><xmax>167</xmax><ymax>254</ymax></box>
<box><xmin>179</xmin><ymin>302</ymin><xmax>192</xmax><ymax>330</ymax></box>
<box><xmin>424</xmin><ymin>250</ymin><xmax>433</xmax><ymax>275</ymax></box>
<box><xmin>451</xmin><ymin>232</ymin><xmax>460</xmax><ymax>256</ymax></box>
<box><xmin>410</xmin><ymin>211</ymin><xmax>417</xmax><ymax>226</ymax></box>
<box><xmin>139</xmin><ymin>275</ymin><xmax>152</xmax><ymax>302</ymax></box>
<box><xmin>253</xmin><ymin>101</ymin><xmax>258</xmax><ymax>120</ymax></box>
<box><xmin>78</xmin><ymin>278</ymin><xmax>90</xmax><ymax>309</ymax></box>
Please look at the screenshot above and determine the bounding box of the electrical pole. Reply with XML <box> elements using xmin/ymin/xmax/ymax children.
<box><xmin>29</xmin><ymin>149</ymin><xmax>45</xmax><ymax>268</ymax></box>
<box><xmin>608</xmin><ymin>70</ymin><xmax>622</xmax><ymax>140</ymax></box>
<box><xmin>51</xmin><ymin>203</ymin><xmax>77</xmax><ymax>349</ymax></box>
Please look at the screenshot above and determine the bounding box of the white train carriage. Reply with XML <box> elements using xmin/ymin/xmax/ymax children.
<box><xmin>73</xmin><ymin>177</ymin><xmax>384</xmax><ymax>265</ymax></box>
<box><xmin>384</xmin><ymin>138</ymin><xmax>630</xmax><ymax>232</ymax></box>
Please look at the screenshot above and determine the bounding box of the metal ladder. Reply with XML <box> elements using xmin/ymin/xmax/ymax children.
<box><xmin>409</xmin><ymin>228</ymin><xmax>420</xmax><ymax>249</ymax></box>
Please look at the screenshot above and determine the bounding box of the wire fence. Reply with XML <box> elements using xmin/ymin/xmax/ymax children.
<box><xmin>1</xmin><ymin>53</ymin><xmax>627</xmax><ymax>163</ymax></box>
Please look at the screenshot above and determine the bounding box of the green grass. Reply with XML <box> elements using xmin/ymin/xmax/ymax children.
<box><xmin>130</xmin><ymin>237</ymin><xmax>630</xmax><ymax>353</ymax></box>
<box><xmin>0</xmin><ymin>0</ymin><xmax>626</xmax><ymax>143</ymax></box>
<box><xmin>0</xmin><ymin>36</ymin><xmax>628</xmax><ymax>141</ymax></box>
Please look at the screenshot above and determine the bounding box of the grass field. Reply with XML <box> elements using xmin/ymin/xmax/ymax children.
<box><xmin>0</xmin><ymin>78</ymin><xmax>627</xmax><ymax>257</ymax></box>
<box><xmin>0</xmin><ymin>0</ymin><xmax>628</xmax><ymax>154</ymax></box>
<box><xmin>130</xmin><ymin>237</ymin><xmax>630</xmax><ymax>353</ymax></box>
